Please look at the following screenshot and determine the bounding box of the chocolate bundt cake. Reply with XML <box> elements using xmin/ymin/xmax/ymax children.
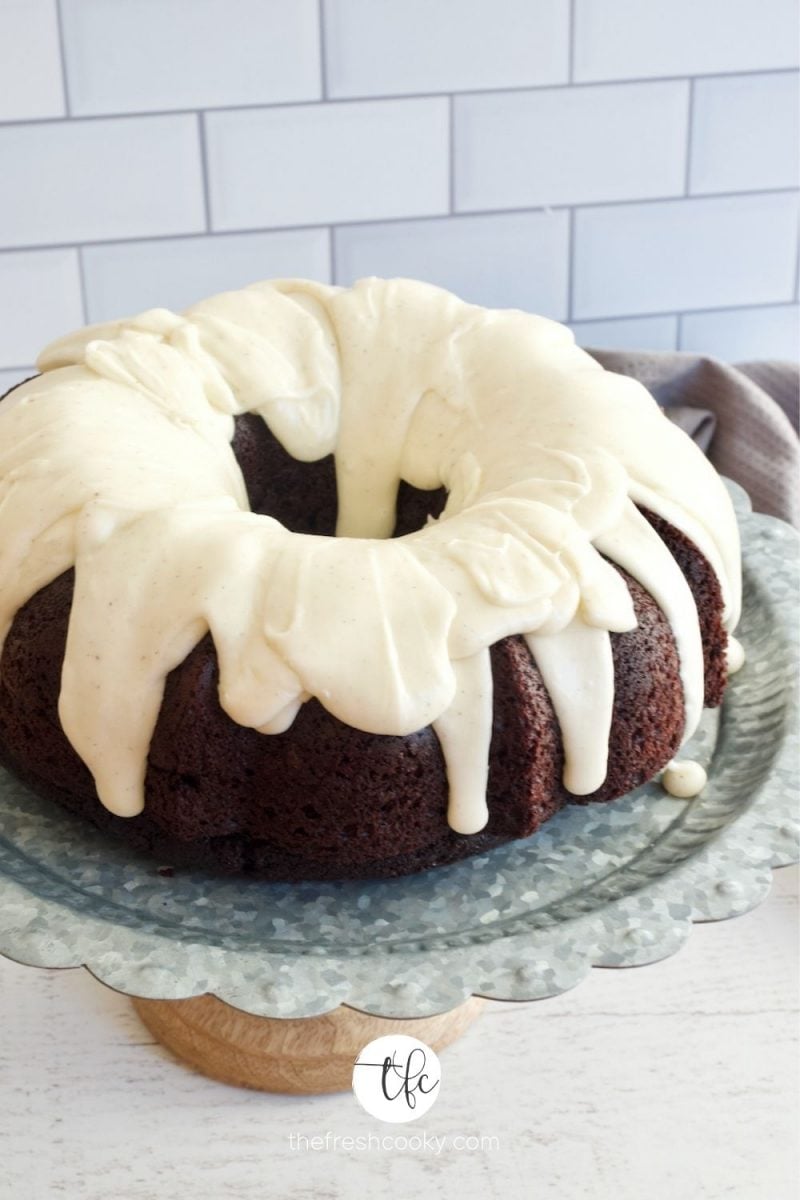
<box><xmin>0</xmin><ymin>278</ymin><xmax>742</xmax><ymax>880</ymax></box>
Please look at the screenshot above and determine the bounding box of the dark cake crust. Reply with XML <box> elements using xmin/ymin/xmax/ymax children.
<box><xmin>0</xmin><ymin>403</ymin><xmax>729</xmax><ymax>881</ymax></box>
<box><xmin>641</xmin><ymin>508</ymin><xmax>728</xmax><ymax>708</ymax></box>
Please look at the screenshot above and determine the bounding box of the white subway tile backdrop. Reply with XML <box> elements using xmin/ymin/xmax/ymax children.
<box><xmin>572</xmin><ymin>192</ymin><xmax>799</xmax><ymax>317</ymax></box>
<box><xmin>0</xmin><ymin>114</ymin><xmax>206</xmax><ymax>247</ymax></box>
<box><xmin>60</xmin><ymin>0</ymin><xmax>322</xmax><ymax>114</ymax></box>
<box><xmin>323</xmin><ymin>0</ymin><xmax>571</xmax><ymax>97</ymax></box>
<box><xmin>335</xmin><ymin>209</ymin><xmax>571</xmax><ymax>313</ymax></box>
<box><xmin>205</xmin><ymin>98</ymin><xmax>450</xmax><ymax>229</ymax></box>
<box><xmin>0</xmin><ymin>0</ymin><xmax>64</xmax><ymax>122</ymax></box>
<box><xmin>0</xmin><ymin>0</ymin><xmax>797</xmax><ymax>374</ymax></box>
<box><xmin>454</xmin><ymin>81</ymin><xmax>690</xmax><ymax>211</ymax></box>
<box><xmin>0</xmin><ymin>247</ymin><xmax>82</xmax><ymax>362</ymax></box>
<box><xmin>689</xmin><ymin>72</ymin><xmax>800</xmax><ymax>195</ymax></box>
<box><xmin>572</xmin><ymin>0</ymin><xmax>800</xmax><ymax>82</ymax></box>
<box><xmin>82</xmin><ymin>229</ymin><xmax>332</xmax><ymax>324</ymax></box>
<box><xmin>569</xmin><ymin>314</ymin><xmax>679</xmax><ymax>353</ymax></box>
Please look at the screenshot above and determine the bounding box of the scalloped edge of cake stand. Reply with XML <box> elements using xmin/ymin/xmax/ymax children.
<box><xmin>0</xmin><ymin>482</ymin><xmax>797</xmax><ymax>1022</ymax></box>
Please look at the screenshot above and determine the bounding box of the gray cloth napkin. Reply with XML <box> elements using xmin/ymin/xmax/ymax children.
<box><xmin>665</xmin><ymin>403</ymin><xmax>717</xmax><ymax>454</ymax></box>
<box><xmin>589</xmin><ymin>350</ymin><xmax>800</xmax><ymax>529</ymax></box>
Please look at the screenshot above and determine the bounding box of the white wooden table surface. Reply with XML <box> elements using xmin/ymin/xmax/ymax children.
<box><xmin>1</xmin><ymin>864</ymin><xmax>797</xmax><ymax>1200</ymax></box>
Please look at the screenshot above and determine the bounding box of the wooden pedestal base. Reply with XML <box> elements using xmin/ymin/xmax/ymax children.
<box><xmin>133</xmin><ymin>994</ymin><xmax>485</xmax><ymax>1094</ymax></box>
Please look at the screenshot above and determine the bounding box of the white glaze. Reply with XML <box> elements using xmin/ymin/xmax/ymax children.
<box><xmin>662</xmin><ymin>759</ymin><xmax>708</xmax><ymax>799</ymax></box>
<box><xmin>0</xmin><ymin>278</ymin><xmax>742</xmax><ymax>831</ymax></box>
<box><xmin>727</xmin><ymin>635</ymin><xmax>746</xmax><ymax>674</ymax></box>
<box><xmin>431</xmin><ymin>649</ymin><xmax>493</xmax><ymax>834</ymax></box>
<box><xmin>526</xmin><ymin>619</ymin><xmax>614</xmax><ymax>796</ymax></box>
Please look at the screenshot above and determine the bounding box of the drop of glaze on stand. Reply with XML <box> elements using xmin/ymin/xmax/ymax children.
<box><xmin>727</xmin><ymin>636</ymin><xmax>746</xmax><ymax>675</ymax></box>
<box><xmin>661</xmin><ymin>759</ymin><xmax>708</xmax><ymax>799</ymax></box>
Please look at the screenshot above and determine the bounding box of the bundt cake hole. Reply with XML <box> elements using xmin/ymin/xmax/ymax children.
<box><xmin>392</xmin><ymin>479</ymin><xmax>448</xmax><ymax>537</ymax></box>
<box><xmin>231</xmin><ymin>412</ymin><xmax>448</xmax><ymax>538</ymax></box>
<box><xmin>231</xmin><ymin>412</ymin><xmax>339</xmax><ymax>535</ymax></box>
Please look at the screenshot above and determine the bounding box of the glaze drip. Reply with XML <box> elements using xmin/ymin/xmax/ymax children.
<box><xmin>0</xmin><ymin>278</ymin><xmax>742</xmax><ymax>831</ymax></box>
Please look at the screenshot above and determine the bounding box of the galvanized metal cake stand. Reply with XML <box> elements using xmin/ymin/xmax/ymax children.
<box><xmin>0</xmin><ymin>482</ymin><xmax>797</xmax><ymax>1093</ymax></box>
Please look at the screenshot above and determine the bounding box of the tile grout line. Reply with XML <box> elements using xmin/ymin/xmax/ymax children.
<box><xmin>566</xmin><ymin>207</ymin><xmax>576</xmax><ymax>321</ymax></box>
<box><xmin>317</xmin><ymin>0</ymin><xmax>329</xmax><ymax>100</ymax></box>
<box><xmin>75</xmin><ymin>245</ymin><xmax>89</xmax><ymax>325</ymax></box>
<box><xmin>0</xmin><ymin>186</ymin><xmax>796</xmax><ymax>259</ymax></box>
<box><xmin>1</xmin><ymin>66</ymin><xmax>798</xmax><ymax>130</ymax></box>
<box><xmin>570</xmin><ymin>301</ymin><xmax>797</xmax><ymax>325</ymax></box>
<box><xmin>2</xmin><ymin>299</ymin><xmax>796</xmax><ymax>374</ymax></box>
<box><xmin>328</xmin><ymin>225</ymin><xmax>337</xmax><ymax>285</ymax></box>
<box><xmin>196</xmin><ymin>112</ymin><xmax>213</xmax><ymax>233</ymax></box>
<box><xmin>683</xmin><ymin>78</ymin><xmax>696</xmax><ymax>196</ymax></box>
<box><xmin>568</xmin><ymin>0</ymin><xmax>577</xmax><ymax>83</ymax></box>
<box><xmin>448</xmin><ymin>95</ymin><xmax>456</xmax><ymax>214</ymax></box>
<box><xmin>572</xmin><ymin>295</ymin><xmax>799</xmax><ymax>322</ymax></box>
<box><xmin>53</xmin><ymin>0</ymin><xmax>72</xmax><ymax>117</ymax></box>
